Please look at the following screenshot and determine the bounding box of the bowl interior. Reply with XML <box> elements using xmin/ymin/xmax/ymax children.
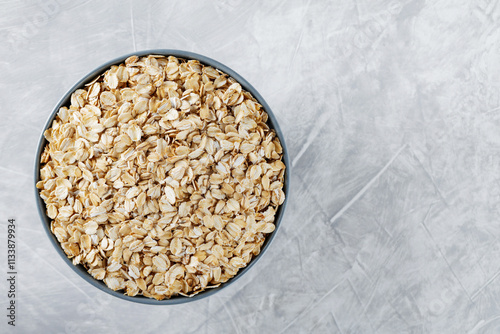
<box><xmin>35</xmin><ymin>49</ymin><xmax>290</xmax><ymax>304</ymax></box>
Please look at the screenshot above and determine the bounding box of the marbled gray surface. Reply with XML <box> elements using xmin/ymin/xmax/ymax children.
<box><xmin>1</xmin><ymin>0</ymin><xmax>500</xmax><ymax>333</ymax></box>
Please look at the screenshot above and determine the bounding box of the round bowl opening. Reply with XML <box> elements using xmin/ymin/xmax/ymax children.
<box><xmin>35</xmin><ymin>50</ymin><xmax>289</xmax><ymax>304</ymax></box>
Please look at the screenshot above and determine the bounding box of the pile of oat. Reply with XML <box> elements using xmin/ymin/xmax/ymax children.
<box><xmin>36</xmin><ymin>55</ymin><xmax>286</xmax><ymax>299</ymax></box>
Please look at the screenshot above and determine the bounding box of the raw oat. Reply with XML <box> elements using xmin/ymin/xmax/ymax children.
<box><xmin>37</xmin><ymin>55</ymin><xmax>286</xmax><ymax>300</ymax></box>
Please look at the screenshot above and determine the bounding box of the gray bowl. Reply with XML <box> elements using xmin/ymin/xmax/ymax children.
<box><xmin>34</xmin><ymin>49</ymin><xmax>290</xmax><ymax>304</ymax></box>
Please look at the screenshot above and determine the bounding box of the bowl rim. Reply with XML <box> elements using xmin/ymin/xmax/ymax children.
<box><xmin>34</xmin><ymin>49</ymin><xmax>290</xmax><ymax>305</ymax></box>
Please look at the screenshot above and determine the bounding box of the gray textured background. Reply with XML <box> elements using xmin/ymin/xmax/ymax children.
<box><xmin>2</xmin><ymin>0</ymin><xmax>500</xmax><ymax>333</ymax></box>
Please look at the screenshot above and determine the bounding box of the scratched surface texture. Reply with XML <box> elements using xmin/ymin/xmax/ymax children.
<box><xmin>1</xmin><ymin>0</ymin><xmax>500</xmax><ymax>333</ymax></box>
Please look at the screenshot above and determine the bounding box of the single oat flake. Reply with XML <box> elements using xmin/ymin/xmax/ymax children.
<box><xmin>37</xmin><ymin>55</ymin><xmax>286</xmax><ymax>300</ymax></box>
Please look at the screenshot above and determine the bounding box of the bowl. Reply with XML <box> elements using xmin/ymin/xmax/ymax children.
<box><xmin>34</xmin><ymin>49</ymin><xmax>289</xmax><ymax>304</ymax></box>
